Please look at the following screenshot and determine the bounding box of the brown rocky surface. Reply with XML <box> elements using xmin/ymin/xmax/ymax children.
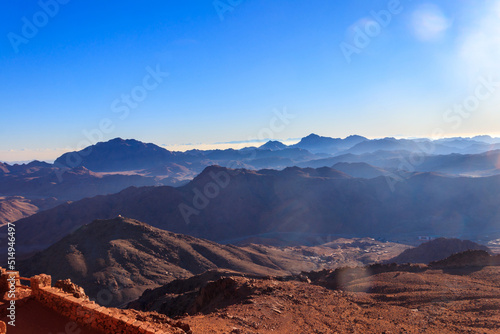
<box><xmin>54</xmin><ymin>278</ymin><xmax>88</xmax><ymax>299</ymax></box>
<box><xmin>3</xmin><ymin>250</ymin><xmax>500</xmax><ymax>333</ymax></box>
<box><xmin>129</xmin><ymin>251</ymin><xmax>500</xmax><ymax>333</ymax></box>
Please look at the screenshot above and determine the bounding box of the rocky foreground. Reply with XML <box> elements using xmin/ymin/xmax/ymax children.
<box><xmin>3</xmin><ymin>250</ymin><xmax>500</xmax><ymax>333</ymax></box>
<box><xmin>126</xmin><ymin>250</ymin><xmax>500</xmax><ymax>333</ymax></box>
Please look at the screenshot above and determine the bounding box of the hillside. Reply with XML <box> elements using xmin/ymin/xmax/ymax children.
<box><xmin>18</xmin><ymin>216</ymin><xmax>291</xmax><ymax>306</ymax></box>
<box><xmin>0</xmin><ymin>196</ymin><xmax>60</xmax><ymax>226</ymax></box>
<box><xmin>331</xmin><ymin>162</ymin><xmax>389</xmax><ymax>178</ymax></box>
<box><xmin>387</xmin><ymin>238</ymin><xmax>491</xmax><ymax>264</ymax></box>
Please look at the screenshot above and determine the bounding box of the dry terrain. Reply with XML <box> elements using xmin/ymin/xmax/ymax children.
<box><xmin>131</xmin><ymin>260</ymin><xmax>500</xmax><ymax>333</ymax></box>
<box><xmin>18</xmin><ymin>217</ymin><xmax>411</xmax><ymax>307</ymax></box>
<box><xmin>0</xmin><ymin>196</ymin><xmax>59</xmax><ymax>226</ymax></box>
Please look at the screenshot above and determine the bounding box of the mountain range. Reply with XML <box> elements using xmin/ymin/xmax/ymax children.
<box><xmin>5</xmin><ymin>164</ymin><xmax>500</xmax><ymax>260</ymax></box>
<box><xmin>3</xmin><ymin>134</ymin><xmax>500</xmax><ymax>206</ymax></box>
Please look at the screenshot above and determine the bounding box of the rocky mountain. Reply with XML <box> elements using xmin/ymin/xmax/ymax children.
<box><xmin>344</xmin><ymin>138</ymin><xmax>430</xmax><ymax>155</ymax></box>
<box><xmin>345</xmin><ymin>137</ymin><xmax>500</xmax><ymax>156</ymax></box>
<box><xmin>299</xmin><ymin>149</ymin><xmax>500</xmax><ymax>177</ymax></box>
<box><xmin>258</xmin><ymin>140</ymin><xmax>288</xmax><ymax>151</ymax></box>
<box><xmin>291</xmin><ymin>133</ymin><xmax>367</xmax><ymax>154</ymax></box>
<box><xmin>471</xmin><ymin>135</ymin><xmax>500</xmax><ymax>144</ymax></box>
<box><xmin>297</xmin><ymin>150</ymin><xmax>414</xmax><ymax>169</ymax></box>
<box><xmin>5</xmin><ymin>136</ymin><xmax>500</xmax><ymax>208</ymax></box>
<box><xmin>54</xmin><ymin>138</ymin><xmax>179</xmax><ymax>171</ymax></box>
<box><xmin>0</xmin><ymin>164</ymin><xmax>165</xmax><ymax>201</ymax></box>
<box><xmin>331</xmin><ymin>162</ymin><xmax>389</xmax><ymax>178</ymax></box>
<box><xmin>18</xmin><ymin>216</ymin><xmax>291</xmax><ymax>306</ymax></box>
<box><xmin>1</xmin><ymin>138</ymin><xmax>319</xmax><ymax>205</ymax></box>
<box><xmin>0</xmin><ymin>196</ymin><xmax>60</xmax><ymax>226</ymax></box>
<box><xmin>6</xmin><ymin>166</ymin><xmax>500</xmax><ymax>259</ymax></box>
<box><xmin>387</xmin><ymin>238</ymin><xmax>491</xmax><ymax>264</ymax></box>
<box><xmin>0</xmin><ymin>162</ymin><xmax>9</xmax><ymax>174</ymax></box>
<box><xmin>416</xmin><ymin>149</ymin><xmax>500</xmax><ymax>176</ymax></box>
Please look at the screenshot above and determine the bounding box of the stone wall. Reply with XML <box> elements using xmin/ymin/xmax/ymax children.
<box><xmin>29</xmin><ymin>274</ymin><xmax>173</xmax><ymax>334</ymax></box>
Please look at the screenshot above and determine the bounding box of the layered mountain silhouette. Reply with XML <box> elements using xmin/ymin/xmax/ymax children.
<box><xmin>4</xmin><ymin>135</ymin><xmax>500</xmax><ymax>207</ymax></box>
<box><xmin>6</xmin><ymin>165</ymin><xmax>500</xmax><ymax>259</ymax></box>
<box><xmin>300</xmin><ymin>149</ymin><xmax>500</xmax><ymax>177</ymax></box>
<box><xmin>416</xmin><ymin>150</ymin><xmax>500</xmax><ymax>176</ymax></box>
<box><xmin>290</xmin><ymin>134</ymin><xmax>367</xmax><ymax>153</ymax></box>
<box><xmin>0</xmin><ymin>163</ymin><xmax>166</xmax><ymax>201</ymax></box>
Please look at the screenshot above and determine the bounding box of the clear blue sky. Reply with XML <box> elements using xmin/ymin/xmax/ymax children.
<box><xmin>1</xmin><ymin>0</ymin><xmax>500</xmax><ymax>161</ymax></box>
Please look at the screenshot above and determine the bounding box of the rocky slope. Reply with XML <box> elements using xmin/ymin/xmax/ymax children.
<box><xmin>18</xmin><ymin>216</ymin><xmax>292</xmax><ymax>306</ymax></box>
<box><xmin>0</xmin><ymin>196</ymin><xmax>60</xmax><ymax>226</ymax></box>
<box><xmin>18</xmin><ymin>216</ymin><xmax>414</xmax><ymax>307</ymax></box>
<box><xmin>128</xmin><ymin>251</ymin><xmax>500</xmax><ymax>333</ymax></box>
<box><xmin>388</xmin><ymin>238</ymin><xmax>491</xmax><ymax>264</ymax></box>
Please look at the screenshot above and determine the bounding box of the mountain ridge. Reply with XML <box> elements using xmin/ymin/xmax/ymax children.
<box><xmin>5</xmin><ymin>165</ymin><xmax>500</xmax><ymax>258</ymax></box>
<box><xmin>18</xmin><ymin>216</ymin><xmax>291</xmax><ymax>306</ymax></box>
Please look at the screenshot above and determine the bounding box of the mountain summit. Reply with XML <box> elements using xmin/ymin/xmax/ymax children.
<box><xmin>292</xmin><ymin>133</ymin><xmax>367</xmax><ymax>153</ymax></box>
<box><xmin>55</xmin><ymin>138</ymin><xmax>177</xmax><ymax>171</ymax></box>
<box><xmin>259</xmin><ymin>140</ymin><xmax>288</xmax><ymax>151</ymax></box>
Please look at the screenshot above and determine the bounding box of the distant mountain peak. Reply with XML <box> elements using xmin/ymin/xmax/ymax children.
<box><xmin>98</xmin><ymin>137</ymin><xmax>157</xmax><ymax>148</ymax></box>
<box><xmin>26</xmin><ymin>160</ymin><xmax>52</xmax><ymax>168</ymax></box>
<box><xmin>292</xmin><ymin>134</ymin><xmax>367</xmax><ymax>154</ymax></box>
<box><xmin>345</xmin><ymin>134</ymin><xmax>367</xmax><ymax>140</ymax></box>
<box><xmin>259</xmin><ymin>140</ymin><xmax>287</xmax><ymax>151</ymax></box>
<box><xmin>54</xmin><ymin>138</ymin><xmax>175</xmax><ymax>171</ymax></box>
<box><xmin>108</xmin><ymin>137</ymin><xmax>126</xmax><ymax>142</ymax></box>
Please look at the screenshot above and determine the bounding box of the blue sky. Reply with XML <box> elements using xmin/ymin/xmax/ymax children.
<box><xmin>1</xmin><ymin>0</ymin><xmax>500</xmax><ymax>161</ymax></box>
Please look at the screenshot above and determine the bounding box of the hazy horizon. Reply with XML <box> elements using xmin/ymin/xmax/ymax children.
<box><xmin>3</xmin><ymin>132</ymin><xmax>500</xmax><ymax>164</ymax></box>
<box><xmin>2</xmin><ymin>1</ymin><xmax>500</xmax><ymax>160</ymax></box>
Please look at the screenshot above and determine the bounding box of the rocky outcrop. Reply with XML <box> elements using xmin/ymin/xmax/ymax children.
<box><xmin>54</xmin><ymin>279</ymin><xmax>87</xmax><ymax>299</ymax></box>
